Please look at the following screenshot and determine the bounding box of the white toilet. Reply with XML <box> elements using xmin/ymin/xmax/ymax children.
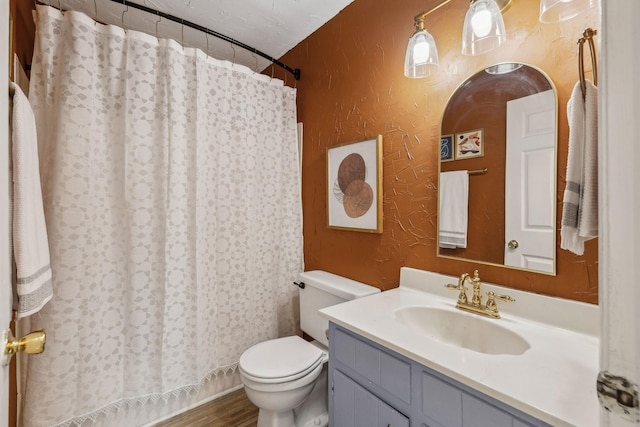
<box><xmin>239</xmin><ymin>270</ymin><xmax>380</xmax><ymax>427</ymax></box>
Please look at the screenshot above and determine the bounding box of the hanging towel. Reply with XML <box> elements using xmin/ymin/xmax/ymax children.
<box><xmin>439</xmin><ymin>171</ymin><xmax>469</xmax><ymax>249</ymax></box>
<box><xmin>9</xmin><ymin>82</ymin><xmax>53</xmax><ymax>318</ymax></box>
<box><xmin>561</xmin><ymin>80</ymin><xmax>598</xmax><ymax>256</ymax></box>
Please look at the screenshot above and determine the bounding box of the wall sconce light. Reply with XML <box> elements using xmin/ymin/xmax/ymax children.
<box><xmin>404</xmin><ymin>0</ymin><xmax>512</xmax><ymax>79</ymax></box>
<box><xmin>461</xmin><ymin>0</ymin><xmax>507</xmax><ymax>55</ymax></box>
<box><xmin>540</xmin><ymin>0</ymin><xmax>596</xmax><ymax>24</ymax></box>
<box><xmin>539</xmin><ymin>0</ymin><xmax>596</xmax><ymax>23</ymax></box>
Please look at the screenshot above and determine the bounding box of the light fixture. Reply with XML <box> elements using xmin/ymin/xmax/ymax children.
<box><xmin>539</xmin><ymin>0</ymin><xmax>596</xmax><ymax>23</ymax></box>
<box><xmin>404</xmin><ymin>0</ymin><xmax>512</xmax><ymax>78</ymax></box>
<box><xmin>462</xmin><ymin>0</ymin><xmax>507</xmax><ymax>55</ymax></box>
<box><xmin>484</xmin><ymin>62</ymin><xmax>523</xmax><ymax>74</ymax></box>
<box><xmin>404</xmin><ymin>19</ymin><xmax>439</xmax><ymax>78</ymax></box>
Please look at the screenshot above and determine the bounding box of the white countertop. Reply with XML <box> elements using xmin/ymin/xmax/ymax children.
<box><xmin>319</xmin><ymin>267</ymin><xmax>600</xmax><ymax>427</ymax></box>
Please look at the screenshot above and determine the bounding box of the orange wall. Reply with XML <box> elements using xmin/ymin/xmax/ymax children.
<box><xmin>277</xmin><ymin>0</ymin><xmax>599</xmax><ymax>303</ymax></box>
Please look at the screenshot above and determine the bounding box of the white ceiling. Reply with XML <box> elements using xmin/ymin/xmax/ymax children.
<box><xmin>40</xmin><ymin>0</ymin><xmax>355</xmax><ymax>78</ymax></box>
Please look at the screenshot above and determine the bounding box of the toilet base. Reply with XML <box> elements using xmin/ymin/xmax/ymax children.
<box><xmin>251</xmin><ymin>365</ymin><xmax>329</xmax><ymax>427</ymax></box>
<box><xmin>293</xmin><ymin>365</ymin><xmax>328</xmax><ymax>427</ymax></box>
<box><xmin>257</xmin><ymin>408</ymin><xmax>295</xmax><ymax>427</ymax></box>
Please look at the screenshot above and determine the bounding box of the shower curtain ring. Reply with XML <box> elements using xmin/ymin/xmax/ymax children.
<box><xmin>93</xmin><ymin>0</ymin><xmax>97</xmax><ymax>17</ymax></box>
<box><xmin>121</xmin><ymin>0</ymin><xmax>128</xmax><ymax>28</ymax></box>
<box><xmin>230</xmin><ymin>44</ymin><xmax>236</xmax><ymax>68</ymax></box>
<box><xmin>181</xmin><ymin>19</ymin><xmax>185</xmax><ymax>46</ymax></box>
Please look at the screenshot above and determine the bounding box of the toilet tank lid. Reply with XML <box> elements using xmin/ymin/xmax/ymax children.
<box><xmin>299</xmin><ymin>270</ymin><xmax>380</xmax><ymax>300</ymax></box>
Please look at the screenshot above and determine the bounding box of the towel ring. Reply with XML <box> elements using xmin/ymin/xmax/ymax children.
<box><xmin>578</xmin><ymin>28</ymin><xmax>598</xmax><ymax>99</ymax></box>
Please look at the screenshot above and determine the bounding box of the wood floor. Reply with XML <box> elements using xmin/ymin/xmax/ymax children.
<box><xmin>153</xmin><ymin>388</ymin><xmax>259</xmax><ymax>427</ymax></box>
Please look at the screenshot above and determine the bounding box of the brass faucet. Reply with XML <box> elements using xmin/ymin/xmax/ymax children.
<box><xmin>445</xmin><ymin>270</ymin><xmax>515</xmax><ymax>319</ymax></box>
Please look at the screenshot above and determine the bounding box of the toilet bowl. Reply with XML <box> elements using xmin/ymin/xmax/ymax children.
<box><xmin>239</xmin><ymin>336</ymin><xmax>328</xmax><ymax>427</ymax></box>
<box><xmin>238</xmin><ymin>270</ymin><xmax>380</xmax><ymax>427</ymax></box>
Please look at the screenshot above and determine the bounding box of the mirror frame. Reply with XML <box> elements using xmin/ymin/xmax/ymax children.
<box><xmin>437</xmin><ymin>62</ymin><xmax>558</xmax><ymax>276</ymax></box>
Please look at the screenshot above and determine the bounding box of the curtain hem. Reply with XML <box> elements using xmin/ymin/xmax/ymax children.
<box><xmin>49</xmin><ymin>363</ymin><xmax>238</xmax><ymax>427</ymax></box>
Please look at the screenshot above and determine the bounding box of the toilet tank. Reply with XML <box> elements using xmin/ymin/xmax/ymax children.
<box><xmin>299</xmin><ymin>270</ymin><xmax>380</xmax><ymax>347</ymax></box>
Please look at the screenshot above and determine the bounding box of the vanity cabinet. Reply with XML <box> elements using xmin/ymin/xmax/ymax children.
<box><xmin>328</xmin><ymin>323</ymin><xmax>552</xmax><ymax>427</ymax></box>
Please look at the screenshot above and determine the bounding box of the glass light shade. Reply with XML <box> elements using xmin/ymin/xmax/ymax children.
<box><xmin>539</xmin><ymin>0</ymin><xmax>596</xmax><ymax>23</ymax></box>
<box><xmin>485</xmin><ymin>62</ymin><xmax>523</xmax><ymax>74</ymax></box>
<box><xmin>461</xmin><ymin>0</ymin><xmax>506</xmax><ymax>56</ymax></box>
<box><xmin>404</xmin><ymin>29</ymin><xmax>439</xmax><ymax>78</ymax></box>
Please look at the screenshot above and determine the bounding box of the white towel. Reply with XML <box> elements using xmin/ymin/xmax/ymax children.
<box><xmin>10</xmin><ymin>82</ymin><xmax>53</xmax><ymax>318</ymax></box>
<box><xmin>439</xmin><ymin>171</ymin><xmax>469</xmax><ymax>249</ymax></box>
<box><xmin>561</xmin><ymin>80</ymin><xmax>598</xmax><ymax>256</ymax></box>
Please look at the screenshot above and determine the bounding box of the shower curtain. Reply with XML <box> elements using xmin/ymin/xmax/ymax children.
<box><xmin>22</xmin><ymin>6</ymin><xmax>302</xmax><ymax>426</ymax></box>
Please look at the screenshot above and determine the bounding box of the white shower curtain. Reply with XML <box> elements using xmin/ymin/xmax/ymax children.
<box><xmin>23</xmin><ymin>6</ymin><xmax>302</xmax><ymax>426</ymax></box>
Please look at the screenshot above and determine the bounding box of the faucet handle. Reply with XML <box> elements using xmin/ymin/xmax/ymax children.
<box><xmin>445</xmin><ymin>282</ymin><xmax>468</xmax><ymax>304</ymax></box>
<box><xmin>485</xmin><ymin>291</ymin><xmax>515</xmax><ymax>317</ymax></box>
<box><xmin>493</xmin><ymin>293</ymin><xmax>515</xmax><ymax>303</ymax></box>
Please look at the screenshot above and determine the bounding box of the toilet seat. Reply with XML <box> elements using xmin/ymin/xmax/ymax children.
<box><xmin>239</xmin><ymin>336</ymin><xmax>327</xmax><ymax>384</ymax></box>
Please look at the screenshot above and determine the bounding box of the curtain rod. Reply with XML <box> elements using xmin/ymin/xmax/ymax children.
<box><xmin>109</xmin><ymin>0</ymin><xmax>300</xmax><ymax>80</ymax></box>
<box><xmin>44</xmin><ymin>0</ymin><xmax>302</xmax><ymax>80</ymax></box>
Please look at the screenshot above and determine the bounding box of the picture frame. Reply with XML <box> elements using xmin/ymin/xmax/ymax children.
<box><xmin>455</xmin><ymin>129</ymin><xmax>484</xmax><ymax>160</ymax></box>
<box><xmin>327</xmin><ymin>135</ymin><xmax>383</xmax><ymax>233</ymax></box>
<box><xmin>440</xmin><ymin>134</ymin><xmax>454</xmax><ymax>162</ymax></box>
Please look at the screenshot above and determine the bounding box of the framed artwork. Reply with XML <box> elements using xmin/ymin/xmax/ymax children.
<box><xmin>327</xmin><ymin>135</ymin><xmax>383</xmax><ymax>233</ymax></box>
<box><xmin>455</xmin><ymin>129</ymin><xmax>484</xmax><ymax>160</ymax></box>
<box><xmin>440</xmin><ymin>134</ymin><xmax>454</xmax><ymax>162</ymax></box>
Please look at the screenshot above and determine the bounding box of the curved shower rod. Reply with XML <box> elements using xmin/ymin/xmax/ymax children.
<box><xmin>46</xmin><ymin>0</ymin><xmax>302</xmax><ymax>80</ymax></box>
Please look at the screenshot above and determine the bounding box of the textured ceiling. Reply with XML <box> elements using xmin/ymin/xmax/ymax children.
<box><xmin>39</xmin><ymin>0</ymin><xmax>355</xmax><ymax>76</ymax></box>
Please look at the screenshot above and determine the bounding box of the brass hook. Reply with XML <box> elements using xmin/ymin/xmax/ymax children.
<box><xmin>270</xmin><ymin>64</ymin><xmax>275</xmax><ymax>79</ymax></box>
<box><xmin>205</xmin><ymin>32</ymin><xmax>209</xmax><ymax>56</ymax></box>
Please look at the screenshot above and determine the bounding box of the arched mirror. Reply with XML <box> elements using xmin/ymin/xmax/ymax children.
<box><xmin>438</xmin><ymin>63</ymin><xmax>557</xmax><ymax>275</ymax></box>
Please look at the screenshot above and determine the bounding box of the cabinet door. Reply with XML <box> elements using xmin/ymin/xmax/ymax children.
<box><xmin>333</xmin><ymin>370</ymin><xmax>409</xmax><ymax>427</ymax></box>
<box><xmin>462</xmin><ymin>394</ymin><xmax>512</xmax><ymax>427</ymax></box>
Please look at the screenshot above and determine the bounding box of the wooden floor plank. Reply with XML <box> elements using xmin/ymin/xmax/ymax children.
<box><xmin>153</xmin><ymin>388</ymin><xmax>258</xmax><ymax>427</ymax></box>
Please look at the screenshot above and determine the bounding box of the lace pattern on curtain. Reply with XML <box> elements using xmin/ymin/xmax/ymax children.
<box><xmin>23</xmin><ymin>6</ymin><xmax>303</xmax><ymax>426</ymax></box>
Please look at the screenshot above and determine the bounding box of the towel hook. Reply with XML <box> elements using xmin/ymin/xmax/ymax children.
<box><xmin>578</xmin><ymin>27</ymin><xmax>598</xmax><ymax>99</ymax></box>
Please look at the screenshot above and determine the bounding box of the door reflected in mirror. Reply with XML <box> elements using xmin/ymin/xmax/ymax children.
<box><xmin>438</xmin><ymin>63</ymin><xmax>557</xmax><ymax>275</ymax></box>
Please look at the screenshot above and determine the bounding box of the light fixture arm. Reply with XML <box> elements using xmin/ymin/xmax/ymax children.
<box><xmin>413</xmin><ymin>0</ymin><xmax>455</xmax><ymax>30</ymax></box>
<box><xmin>412</xmin><ymin>0</ymin><xmax>511</xmax><ymax>31</ymax></box>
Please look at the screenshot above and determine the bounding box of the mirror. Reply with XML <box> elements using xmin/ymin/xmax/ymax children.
<box><xmin>438</xmin><ymin>63</ymin><xmax>557</xmax><ymax>275</ymax></box>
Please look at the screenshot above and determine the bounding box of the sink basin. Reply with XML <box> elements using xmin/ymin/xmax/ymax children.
<box><xmin>394</xmin><ymin>306</ymin><xmax>530</xmax><ymax>355</ymax></box>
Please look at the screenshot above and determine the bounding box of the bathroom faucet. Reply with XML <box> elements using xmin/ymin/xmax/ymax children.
<box><xmin>445</xmin><ymin>270</ymin><xmax>514</xmax><ymax>319</ymax></box>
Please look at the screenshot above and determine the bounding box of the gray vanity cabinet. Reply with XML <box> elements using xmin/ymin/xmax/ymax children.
<box><xmin>333</xmin><ymin>369</ymin><xmax>409</xmax><ymax>427</ymax></box>
<box><xmin>328</xmin><ymin>323</ymin><xmax>552</xmax><ymax>427</ymax></box>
